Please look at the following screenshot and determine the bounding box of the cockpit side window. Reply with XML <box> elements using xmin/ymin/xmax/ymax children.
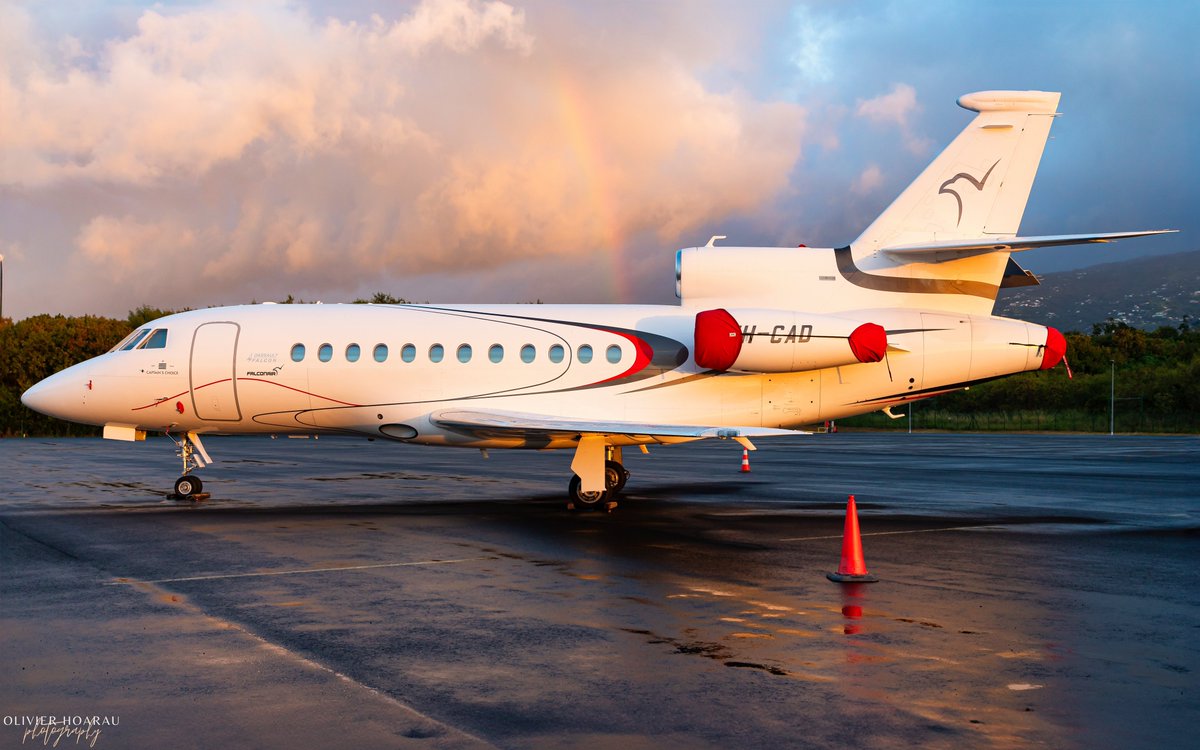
<box><xmin>109</xmin><ymin>330</ymin><xmax>141</xmax><ymax>352</ymax></box>
<box><xmin>117</xmin><ymin>329</ymin><xmax>152</xmax><ymax>351</ymax></box>
<box><xmin>138</xmin><ymin>329</ymin><xmax>169</xmax><ymax>349</ymax></box>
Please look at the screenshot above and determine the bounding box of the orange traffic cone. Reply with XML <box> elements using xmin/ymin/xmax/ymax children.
<box><xmin>740</xmin><ymin>448</ymin><xmax>751</xmax><ymax>473</ymax></box>
<box><xmin>826</xmin><ymin>495</ymin><xmax>879</xmax><ymax>583</ymax></box>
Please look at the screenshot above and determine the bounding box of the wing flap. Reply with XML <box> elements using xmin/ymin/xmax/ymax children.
<box><xmin>430</xmin><ymin>408</ymin><xmax>804</xmax><ymax>443</ymax></box>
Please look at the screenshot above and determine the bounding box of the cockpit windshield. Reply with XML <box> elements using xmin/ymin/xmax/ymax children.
<box><xmin>109</xmin><ymin>328</ymin><xmax>169</xmax><ymax>353</ymax></box>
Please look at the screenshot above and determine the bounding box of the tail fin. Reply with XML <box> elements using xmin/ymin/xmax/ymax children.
<box><xmin>676</xmin><ymin>91</ymin><xmax>1173</xmax><ymax>319</ymax></box>
<box><xmin>853</xmin><ymin>90</ymin><xmax>1061</xmax><ymax>253</ymax></box>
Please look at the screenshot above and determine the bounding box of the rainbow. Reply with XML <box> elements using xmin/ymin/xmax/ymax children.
<box><xmin>553</xmin><ymin>72</ymin><xmax>632</xmax><ymax>302</ymax></box>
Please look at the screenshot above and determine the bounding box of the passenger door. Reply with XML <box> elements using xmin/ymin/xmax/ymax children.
<box><xmin>190</xmin><ymin>322</ymin><xmax>242</xmax><ymax>421</ymax></box>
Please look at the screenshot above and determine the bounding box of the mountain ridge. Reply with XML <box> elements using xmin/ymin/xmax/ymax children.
<box><xmin>993</xmin><ymin>249</ymin><xmax>1200</xmax><ymax>332</ymax></box>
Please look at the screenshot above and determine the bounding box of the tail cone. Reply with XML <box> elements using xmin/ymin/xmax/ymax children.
<box><xmin>739</xmin><ymin>448</ymin><xmax>751</xmax><ymax>473</ymax></box>
<box><xmin>827</xmin><ymin>495</ymin><xmax>879</xmax><ymax>583</ymax></box>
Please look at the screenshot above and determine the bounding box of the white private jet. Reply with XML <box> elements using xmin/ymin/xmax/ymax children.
<box><xmin>22</xmin><ymin>90</ymin><xmax>1174</xmax><ymax>509</ymax></box>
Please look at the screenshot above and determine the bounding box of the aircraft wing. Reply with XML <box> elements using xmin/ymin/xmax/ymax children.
<box><xmin>881</xmin><ymin>229</ymin><xmax>1176</xmax><ymax>261</ymax></box>
<box><xmin>430</xmin><ymin>408</ymin><xmax>804</xmax><ymax>447</ymax></box>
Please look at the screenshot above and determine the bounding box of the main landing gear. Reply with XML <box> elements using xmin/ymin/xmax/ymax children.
<box><xmin>567</xmin><ymin>441</ymin><xmax>631</xmax><ymax>512</ymax></box>
<box><xmin>167</xmin><ymin>430</ymin><xmax>213</xmax><ymax>501</ymax></box>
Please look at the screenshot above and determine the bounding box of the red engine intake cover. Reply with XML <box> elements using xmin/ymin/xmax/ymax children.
<box><xmin>694</xmin><ymin>308</ymin><xmax>743</xmax><ymax>371</ymax></box>
<box><xmin>1040</xmin><ymin>327</ymin><xmax>1067</xmax><ymax>369</ymax></box>
<box><xmin>848</xmin><ymin>322</ymin><xmax>887</xmax><ymax>363</ymax></box>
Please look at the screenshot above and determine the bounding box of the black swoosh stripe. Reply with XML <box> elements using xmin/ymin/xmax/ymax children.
<box><xmin>834</xmin><ymin>246</ymin><xmax>998</xmax><ymax>299</ymax></box>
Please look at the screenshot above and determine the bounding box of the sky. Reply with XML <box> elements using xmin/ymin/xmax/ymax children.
<box><xmin>1</xmin><ymin>0</ymin><xmax>1196</xmax><ymax>320</ymax></box>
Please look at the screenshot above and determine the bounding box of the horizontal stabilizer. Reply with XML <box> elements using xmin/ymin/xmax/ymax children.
<box><xmin>431</xmin><ymin>409</ymin><xmax>804</xmax><ymax>441</ymax></box>
<box><xmin>881</xmin><ymin>230</ymin><xmax>1177</xmax><ymax>261</ymax></box>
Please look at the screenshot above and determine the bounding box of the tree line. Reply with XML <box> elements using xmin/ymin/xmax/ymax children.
<box><xmin>2</xmin><ymin>305</ymin><xmax>1197</xmax><ymax>437</ymax></box>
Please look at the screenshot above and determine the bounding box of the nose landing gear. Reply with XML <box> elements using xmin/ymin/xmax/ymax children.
<box><xmin>174</xmin><ymin>474</ymin><xmax>203</xmax><ymax>498</ymax></box>
<box><xmin>167</xmin><ymin>430</ymin><xmax>213</xmax><ymax>501</ymax></box>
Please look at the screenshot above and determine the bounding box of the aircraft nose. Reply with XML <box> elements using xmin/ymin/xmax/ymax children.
<box><xmin>21</xmin><ymin>365</ymin><xmax>91</xmax><ymax>421</ymax></box>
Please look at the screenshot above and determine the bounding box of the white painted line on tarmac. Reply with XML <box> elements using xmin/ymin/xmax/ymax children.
<box><xmin>106</xmin><ymin>556</ymin><xmax>491</xmax><ymax>585</ymax></box>
<box><xmin>778</xmin><ymin>525</ymin><xmax>989</xmax><ymax>542</ymax></box>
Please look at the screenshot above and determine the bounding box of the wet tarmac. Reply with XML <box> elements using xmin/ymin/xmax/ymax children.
<box><xmin>1</xmin><ymin>433</ymin><xmax>1197</xmax><ymax>749</ymax></box>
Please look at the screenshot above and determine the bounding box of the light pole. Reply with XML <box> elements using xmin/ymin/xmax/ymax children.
<box><xmin>1110</xmin><ymin>360</ymin><xmax>1115</xmax><ymax>436</ymax></box>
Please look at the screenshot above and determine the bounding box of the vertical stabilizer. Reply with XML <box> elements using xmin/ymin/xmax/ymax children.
<box><xmin>853</xmin><ymin>90</ymin><xmax>1061</xmax><ymax>254</ymax></box>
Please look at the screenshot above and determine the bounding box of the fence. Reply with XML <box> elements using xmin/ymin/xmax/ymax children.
<box><xmin>837</xmin><ymin>407</ymin><xmax>1197</xmax><ymax>434</ymax></box>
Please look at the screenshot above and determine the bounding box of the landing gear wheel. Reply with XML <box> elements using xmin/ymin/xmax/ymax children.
<box><xmin>174</xmin><ymin>474</ymin><xmax>202</xmax><ymax>500</ymax></box>
<box><xmin>568</xmin><ymin>474</ymin><xmax>610</xmax><ymax>511</ymax></box>
<box><xmin>605</xmin><ymin>460</ymin><xmax>630</xmax><ymax>495</ymax></box>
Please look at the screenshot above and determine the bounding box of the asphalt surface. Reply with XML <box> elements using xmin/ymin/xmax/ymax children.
<box><xmin>1</xmin><ymin>433</ymin><xmax>1197</xmax><ymax>749</ymax></box>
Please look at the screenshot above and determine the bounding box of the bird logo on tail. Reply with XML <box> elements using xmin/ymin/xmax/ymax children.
<box><xmin>938</xmin><ymin>159</ymin><xmax>1000</xmax><ymax>226</ymax></box>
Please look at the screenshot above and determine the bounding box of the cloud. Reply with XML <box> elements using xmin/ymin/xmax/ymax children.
<box><xmin>788</xmin><ymin>5</ymin><xmax>845</xmax><ymax>85</ymax></box>
<box><xmin>1</xmin><ymin>0</ymin><xmax>807</xmax><ymax>309</ymax></box>
<box><xmin>382</xmin><ymin>0</ymin><xmax>533</xmax><ymax>54</ymax></box>
<box><xmin>855</xmin><ymin>83</ymin><xmax>932</xmax><ymax>155</ymax></box>
<box><xmin>851</xmin><ymin>164</ymin><xmax>883</xmax><ymax>195</ymax></box>
<box><xmin>2</xmin><ymin>1</ymin><xmax>531</xmax><ymax>187</ymax></box>
<box><xmin>856</xmin><ymin>83</ymin><xmax>917</xmax><ymax>126</ymax></box>
<box><xmin>77</xmin><ymin>216</ymin><xmax>202</xmax><ymax>272</ymax></box>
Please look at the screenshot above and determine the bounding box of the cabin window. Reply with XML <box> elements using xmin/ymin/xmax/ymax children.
<box><xmin>457</xmin><ymin>344</ymin><xmax>472</xmax><ymax>363</ymax></box>
<box><xmin>606</xmin><ymin>345</ymin><xmax>622</xmax><ymax>364</ymax></box>
<box><xmin>430</xmin><ymin>344</ymin><xmax>445</xmax><ymax>363</ymax></box>
<box><xmin>119</xmin><ymin>329</ymin><xmax>152</xmax><ymax>351</ymax></box>
<box><xmin>291</xmin><ymin>343</ymin><xmax>306</xmax><ymax>362</ymax></box>
<box><xmin>139</xmin><ymin>329</ymin><xmax>168</xmax><ymax>349</ymax></box>
<box><xmin>346</xmin><ymin>343</ymin><xmax>361</xmax><ymax>362</ymax></box>
<box><xmin>577</xmin><ymin>344</ymin><xmax>593</xmax><ymax>364</ymax></box>
<box><xmin>520</xmin><ymin>344</ymin><xmax>536</xmax><ymax>363</ymax></box>
<box><xmin>489</xmin><ymin>344</ymin><xmax>504</xmax><ymax>363</ymax></box>
<box><xmin>548</xmin><ymin>344</ymin><xmax>565</xmax><ymax>364</ymax></box>
<box><xmin>373</xmin><ymin>344</ymin><xmax>388</xmax><ymax>362</ymax></box>
<box><xmin>401</xmin><ymin>344</ymin><xmax>416</xmax><ymax>363</ymax></box>
<box><xmin>318</xmin><ymin>343</ymin><xmax>333</xmax><ymax>362</ymax></box>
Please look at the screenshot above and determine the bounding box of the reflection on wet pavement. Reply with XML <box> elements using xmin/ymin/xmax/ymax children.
<box><xmin>1</xmin><ymin>434</ymin><xmax>1198</xmax><ymax>748</ymax></box>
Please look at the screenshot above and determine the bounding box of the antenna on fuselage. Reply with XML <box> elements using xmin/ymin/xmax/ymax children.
<box><xmin>705</xmin><ymin>235</ymin><xmax>726</xmax><ymax>247</ymax></box>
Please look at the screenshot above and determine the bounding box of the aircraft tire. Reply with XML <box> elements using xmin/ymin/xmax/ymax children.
<box><xmin>605</xmin><ymin>460</ymin><xmax>629</xmax><ymax>495</ymax></box>
<box><xmin>174</xmin><ymin>474</ymin><xmax>202</xmax><ymax>499</ymax></box>
<box><xmin>568</xmin><ymin>474</ymin><xmax>609</xmax><ymax>511</ymax></box>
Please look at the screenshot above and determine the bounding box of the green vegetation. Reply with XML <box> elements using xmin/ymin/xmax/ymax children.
<box><xmin>352</xmin><ymin>293</ymin><xmax>409</xmax><ymax>304</ymax></box>
<box><xmin>1</xmin><ymin>313</ymin><xmax>134</xmax><ymax>436</ymax></box>
<box><xmin>2</xmin><ymin>309</ymin><xmax>1197</xmax><ymax>437</ymax></box>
